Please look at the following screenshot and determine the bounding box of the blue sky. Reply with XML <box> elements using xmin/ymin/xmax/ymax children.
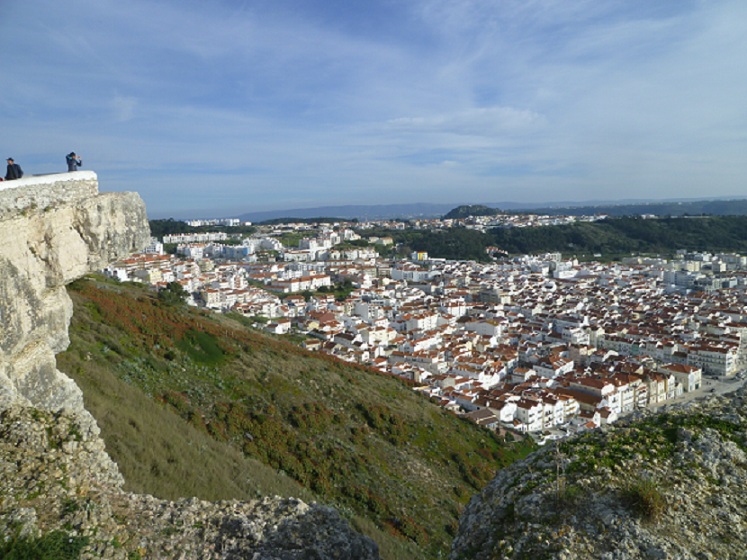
<box><xmin>2</xmin><ymin>0</ymin><xmax>746</xmax><ymax>218</ymax></box>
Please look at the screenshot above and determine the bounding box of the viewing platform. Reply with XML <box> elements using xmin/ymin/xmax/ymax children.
<box><xmin>0</xmin><ymin>171</ymin><xmax>99</xmax><ymax>219</ymax></box>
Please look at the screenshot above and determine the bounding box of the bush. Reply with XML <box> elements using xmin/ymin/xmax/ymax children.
<box><xmin>157</xmin><ymin>282</ymin><xmax>188</xmax><ymax>306</ymax></box>
<box><xmin>0</xmin><ymin>530</ymin><xmax>88</xmax><ymax>560</ymax></box>
<box><xmin>623</xmin><ymin>478</ymin><xmax>666</xmax><ymax>522</ymax></box>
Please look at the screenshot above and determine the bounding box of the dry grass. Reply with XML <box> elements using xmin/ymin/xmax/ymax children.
<box><xmin>59</xmin><ymin>276</ymin><xmax>535</xmax><ymax>559</ymax></box>
<box><xmin>622</xmin><ymin>477</ymin><xmax>667</xmax><ymax>523</ymax></box>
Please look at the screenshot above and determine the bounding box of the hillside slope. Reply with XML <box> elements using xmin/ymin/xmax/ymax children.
<box><xmin>58</xmin><ymin>276</ymin><xmax>534</xmax><ymax>559</ymax></box>
<box><xmin>0</xmin><ymin>405</ymin><xmax>377</xmax><ymax>559</ymax></box>
<box><xmin>382</xmin><ymin>215</ymin><xmax>747</xmax><ymax>261</ymax></box>
<box><xmin>452</xmin><ymin>386</ymin><xmax>747</xmax><ymax>559</ymax></box>
<box><xmin>0</xmin><ymin>176</ymin><xmax>377</xmax><ymax>559</ymax></box>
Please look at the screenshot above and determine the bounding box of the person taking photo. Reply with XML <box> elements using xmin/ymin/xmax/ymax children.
<box><xmin>66</xmin><ymin>151</ymin><xmax>82</xmax><ymax>172</ymax></box>
<box><xmin>5</xmin><ymin>158</ymin><xmax>23</xmax><ymax>180</ymax></box>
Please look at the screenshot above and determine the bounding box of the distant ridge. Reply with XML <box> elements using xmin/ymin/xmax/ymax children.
<box><xmin>237</xmin><ymin>203</ymin><xmax>456</xmax><ymax>222</ymax></box>
<box><xmin>232</xmin><ymin>196</ymin><xmax>747</xmax><ymax>222</ymax></box>
<box><xmin>524</xmin><ymin>198</ymin><xmax>747</xmax><ymax>217</ymax></box>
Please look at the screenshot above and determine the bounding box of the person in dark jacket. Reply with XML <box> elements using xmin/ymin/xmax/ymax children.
<box><xmin>5</xmin><ymin>158</ymin><xmax>23</xmax><ymax>180</ymax></box>
<box><xmin>66</xmin><ymin>152</ymin><xmax>82</xmax><ymax>172</ymax></box>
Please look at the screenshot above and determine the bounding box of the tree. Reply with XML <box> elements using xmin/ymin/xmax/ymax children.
<box><xmin>158</xmin><ymin>282</ymin><xmax>188</xmax><ymax>306</ymax></box>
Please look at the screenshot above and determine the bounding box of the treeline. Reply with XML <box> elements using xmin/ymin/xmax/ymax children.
<box><xmin>377</xmin><ymin>227</ymin><xmax>492</xmax><ymax>261</ymax></box>
<box><xmin>492</xmin><ymin>216</ymin><xmax>747</xmax><ymax>255</ymax></box>
<box><xmin>149</xmin><ymin>219</ymin><xmax>256</xmax><ymax>238</ymax></box>
<box><xmin>382</xmin><ymin>216</ymin><xmax>747</xmax><ymax>260</ymax></box>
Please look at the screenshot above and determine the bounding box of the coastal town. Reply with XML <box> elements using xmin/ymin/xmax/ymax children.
<box><xmin>105</xmin><ymin>216</ymin><xmax>747</xmax><ymax>440</ymax></box>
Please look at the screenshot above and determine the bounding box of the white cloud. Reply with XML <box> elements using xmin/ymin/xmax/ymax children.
<box><xmin>387</xmin><ymin>107</ymin><xmax>546</xmax><ymax>136</ymax></box>
<box><xmin>110</xmin><ymin>96</ymin><xmax>137</xmax><ymax>122</ymax></box>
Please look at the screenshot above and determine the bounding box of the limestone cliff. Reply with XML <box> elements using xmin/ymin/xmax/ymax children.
<box><xmin>0</xmin><ymin>171</ymin><xmax>148</xmax><ymax>429</ymax></box>
<box><xmin>0</xmin><ymin>174</ymin><xmax>378</xmax><ymax>559</ymax></box>
<box><xmin>451</xmin><ymin>386</ymin><xmax>747</xmax><ymax>559</ymax></box>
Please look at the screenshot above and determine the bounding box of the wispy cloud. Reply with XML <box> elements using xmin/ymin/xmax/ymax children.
<box><xmin>1</xmin><ymin>0</ymin><xmax>746</xmax><ymax>217</ymax></box>
<box><xmin>110</xmin><ymin>96</ymin><xmax>137</xmax><ymax>122</ymax></box>
<box><xmin>388</xmin><ymin>106</ymin><xmax>546</xmax><ymax>136</ymax></box>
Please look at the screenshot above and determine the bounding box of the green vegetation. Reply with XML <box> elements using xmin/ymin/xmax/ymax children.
<box><xmin>561</xmin><ymin>411</ymin><xmax>746</xmax><ymax>478</ymax></box>
<box><xmin>384</xmin><ymin>227</ymin><xmax>494</xmax><ymax>261</ymax></box>
<box><xmin>149</xmin><ymin>218</ymin><xmax>256</xmax><ymax>238</ymax></box>
<box><xmin>157</xmin><ymin>281</ymin><xmax>188</xmax><ymax>306</ymax></box>
<box><xmin>339</xmin><ymin>238</ymin><xmax>371</xmax><ymax>247</ymax></box>
<box><xmin>622</xmin><ymin>477</ymin><xmax>667</xmax><ymax>523</ymax></box>
<box><xmin>0</xmin><ymin>530</ymin><xmax>88</xmax><ymax>560</ymax></box>
<box><xmin>175</xmin><ymin>329</ymin><xmax>226</xmax><ymax>365</ymax></box>
<box><xmin>59</xmin><ymin>276</ymin><xmax>534</xmax><ymax>559</ymax></box>
<box><xmin>444</xmin><ymin>204</ymin><xmax>502</xmax><ymax>219</ymax></box>
<box><xmin>272</xmin><ymin>280</ymin><xmax>356</xmax><ymax>304</ymax></box>
<box><xmin>316</xmin><ymin>279</ymin><xmax>356</xmax><ymax>301</ymax></box>
<box><xmin>490</xmin><ymin>216</ymin><xmax>747</xmax><ymax>255</ymax></box>
<box><xmin>373</xmin><ymin>215</ymin><xmax>747</xmax><ymax>261</ymax></box>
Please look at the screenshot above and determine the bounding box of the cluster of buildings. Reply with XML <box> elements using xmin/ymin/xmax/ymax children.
<box><xmin>451</xmin><ymin>213</ymin><xmax>603</xmax><ymax>231</ymax></box>
<box><xmin>368</xmin><ymin>211</ymin><xmax>605</xmax><ymax>233</ymax></box>
<box><xmin>105</xmin><ymin>221</ymin><xmax>747</xmax><ymax>436</ymax></box>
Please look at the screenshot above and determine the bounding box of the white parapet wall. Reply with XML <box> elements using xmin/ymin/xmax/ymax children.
<box><xmin>0</xmin><ymin>171</ymin><xmax>100</xmax><ymax>219</ymax></box>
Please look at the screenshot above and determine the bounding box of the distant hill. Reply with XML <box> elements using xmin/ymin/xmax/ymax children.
<box><xmin>444</xmin><ymin>205</ymin><xmax>502</xmax><ymax>219</ymax></box>
<box><xmin>230</xmin><ymin>197</ymin><xmax>747</xmax><ymax>223</ymax></box>
<box><xmin>237</xmin><ymin>203</ymin><xmax>457</xmax><ymax>222</ymax></box>
<box><xmin>522</xmin><ymin>198</ymin><xmax>747</xmax><ymax>217</ymax></box>
<box><xmin>59</xmin><ymin>276</ymin><xmax>534</xmax><ymax>560</ymax></box>
<box><xmin>488</xmin><ymin>215</ymin><xmax>747</xmax><ymax>255</ymax></box>
<box><xmin>235</xmin><ymin>200</ymin><xmax>659</xmax><ymax>222</ymax></box>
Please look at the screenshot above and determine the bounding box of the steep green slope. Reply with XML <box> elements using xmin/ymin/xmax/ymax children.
<box><xmin>376</xmin><ymin>215</ymin><xmax>747</xmax><ymax>261</ymax></box>
<box><xmin>58</xmin><ymin>276</ymin><xmax>533</xmax><ymax>559</ymax></box>
<box><xmin>490</xmin><ymin>216</ymin><xmax>747</xmax><ymax>255</ymax></box>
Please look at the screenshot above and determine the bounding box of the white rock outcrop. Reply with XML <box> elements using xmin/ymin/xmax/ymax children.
<box><xmin>0</xmin><ymin>172</ymin><xmax>149</xmax><ymax>427</ymax></box>
<box><xmin>451</xmin><ymin>388</ymin><xmax>747</xmax><ymax>560</ymax></box>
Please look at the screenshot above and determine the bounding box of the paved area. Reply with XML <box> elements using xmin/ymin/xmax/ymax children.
<box><xmin>649</xmin><ymin>374</ymin><xmax>747</xmax><ymax>411</ymax></box>
<box><xmin>533</xmin><ymin>374</ymin><xmax>747</xmax><ymax>444</ymax></box>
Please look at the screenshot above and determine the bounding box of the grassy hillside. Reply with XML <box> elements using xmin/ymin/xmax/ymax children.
<box><xmin>489</xmin><ymin>216</ymin><xmax>747</xmax><ymax>256</ymax></box>
<box><xmin>381</xmin><ymin>215</ymin><xmax>747</xmax><ymax>261</ymax></box>
<box><xmin>58</xmin><ymin>276</ymin><xmax>534</xmax><ymax>559</ymax></box>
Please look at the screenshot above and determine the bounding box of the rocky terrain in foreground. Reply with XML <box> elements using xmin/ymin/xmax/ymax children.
<box><xmin>0</xmin><ymin>406</ymin><xmax>377</xmax><ymax>559</ymax></box>
<box><xmin>452</xmin><ymin>385</ymin><xmax>747</xmax><ymax>559</ymax></box>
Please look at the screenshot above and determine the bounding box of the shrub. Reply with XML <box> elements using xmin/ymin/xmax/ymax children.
<box><xmin>176</xmin><ymin>329</ymin><xmax>226</xmax><ymax>365</ymax></box>
<box><xmin>157</xmin><ymin>282</ymin><xmax>188</xmax><ymax>306</ymax></box>
<box><xmin>623</xmin><ymin>477</ymin><xmax>666</xmax><ymax>522</ymax></box>
<box><xmin>0</xmin><ymin>530</ymin><xmax>89</xmax><ymax>560</ymax></box>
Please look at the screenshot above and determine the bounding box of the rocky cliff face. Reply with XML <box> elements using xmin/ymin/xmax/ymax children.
<box><xmin>0</xmin><ymin>174</ymin><xmax>378</xmax><ymax>559</ymax></box>
<box><xmin>451</xmin><ymin>387</ymin><xmax>747</xmax><ymax>560</ymax></box>
<box><xmin>0</xmin><ymin>172</ymin><xmax>148</xmax><ymax>429</ymax></box>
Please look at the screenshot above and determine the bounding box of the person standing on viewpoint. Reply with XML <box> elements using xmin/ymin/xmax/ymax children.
<box><xmin>5</xmin><ymin>158</ymin><xmax>23</xmax><ymax>180</ymax></box>
<box><xmin>66</xmin><ymin>151</ymin><xmax>82</xmax><ymax>171</ymax></box>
